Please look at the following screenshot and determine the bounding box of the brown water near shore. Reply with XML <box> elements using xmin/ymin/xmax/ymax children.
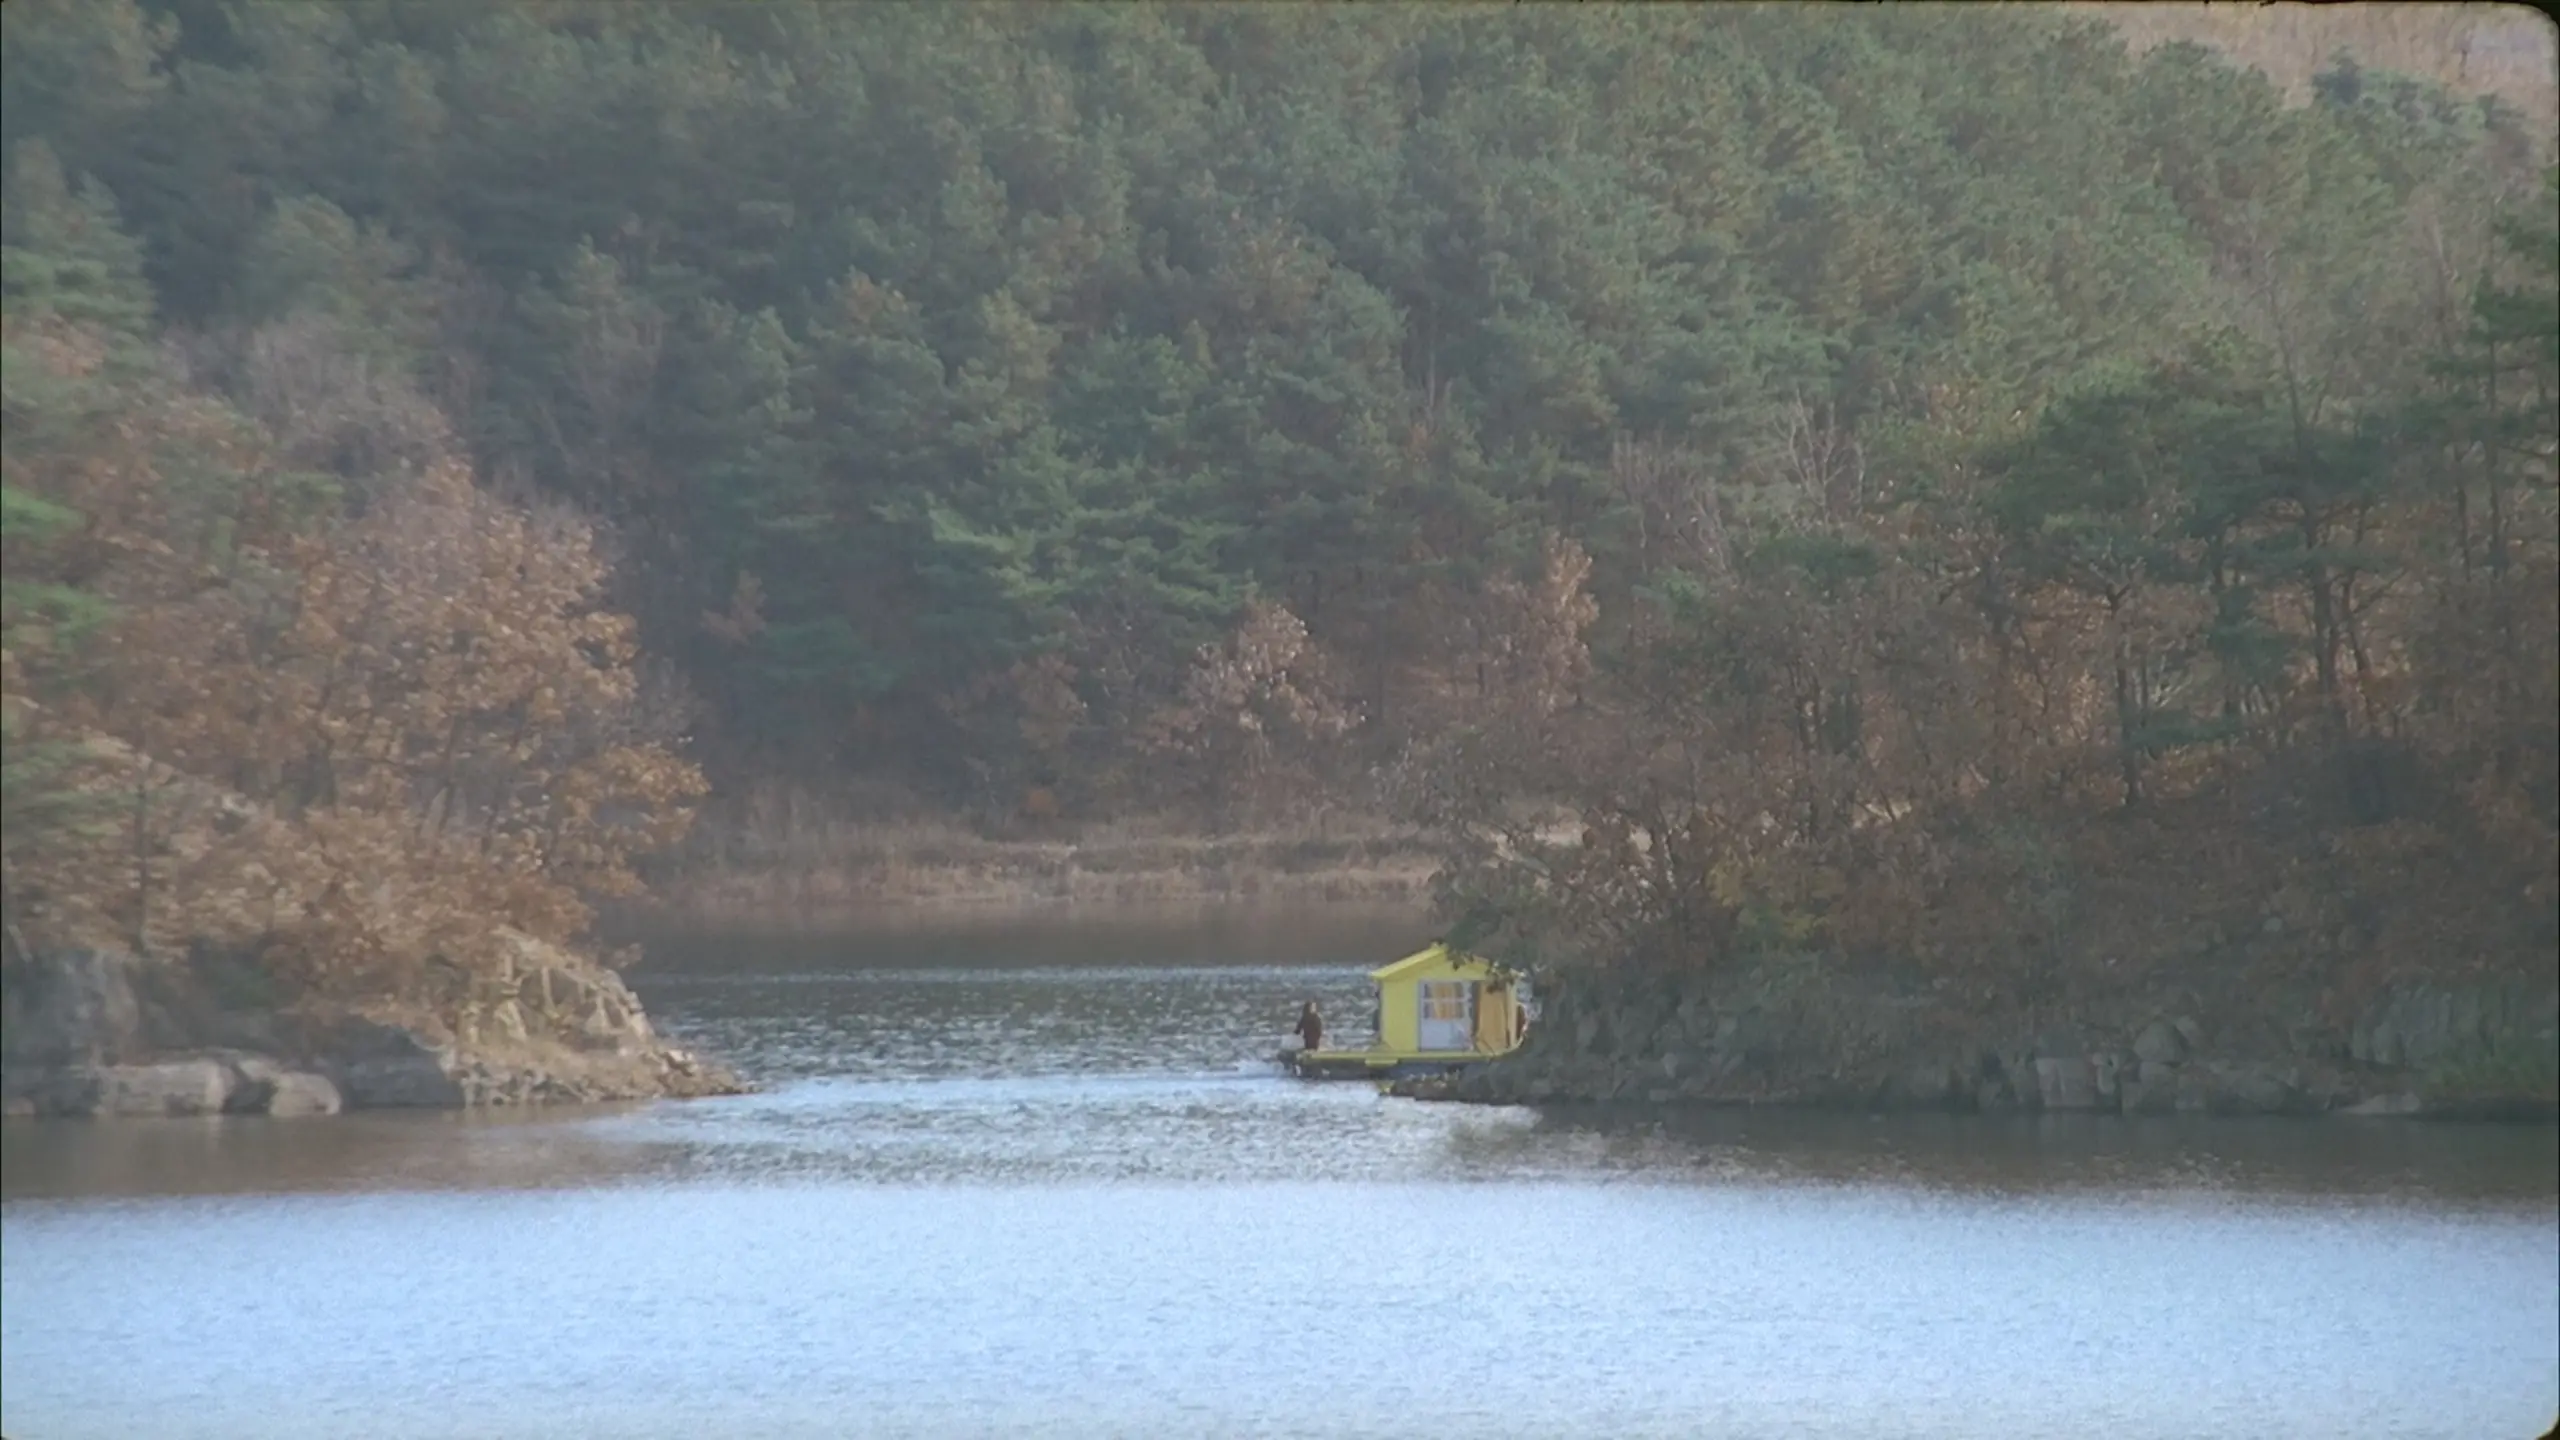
<box><xmin>644</xmin><ymin>817</ymin><xmax>1443</xmax><ymax>927</ymax></box>
<box><xmin>607</xmin><ymin>896</ymin><xmax>1434</xmax><ymax>967</ymax></box>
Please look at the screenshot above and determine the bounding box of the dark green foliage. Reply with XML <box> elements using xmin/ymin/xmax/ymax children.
<box><xmin>3</xmin><ymin>0</ymin><xmax>2550</xmax><ymax>837</ymax></box>
<box><xmin>2</xmin><ymin>145</ymin><xmax>157</xmax><ymax>337</ymax></box>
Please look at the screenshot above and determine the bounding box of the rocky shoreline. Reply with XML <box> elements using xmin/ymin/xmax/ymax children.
<box><xmin>1</xmin><ymin>938</ymin><xmax>744</xmax><ymax>1120</ymax></box>
<box><xmin>1409</xmin><ymin>956</ymin><xmax>2560</xmax><ymax>1122</ymax></box>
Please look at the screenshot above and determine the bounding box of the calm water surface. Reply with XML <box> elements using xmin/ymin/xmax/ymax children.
<box><xmin>4</xmin><ymin>925</ymin><xmax>2556</xmax><ymax>1440</ymax></box>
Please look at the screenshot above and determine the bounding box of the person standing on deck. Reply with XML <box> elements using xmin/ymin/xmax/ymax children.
<box><xmin>1295</xmin><ymin>1000</ymin><xmax>1324</xmax><ymax>1054</ymax></box>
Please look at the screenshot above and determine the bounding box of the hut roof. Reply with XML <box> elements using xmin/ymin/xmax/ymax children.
<box><xmin>1366</xmin><ymin>942</ymin><xmax>1496</xmax><ymax>984</ymax></box>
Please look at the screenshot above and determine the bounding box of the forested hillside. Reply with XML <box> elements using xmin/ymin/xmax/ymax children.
<box><xmin>4</xmin><ymin>2</ymin><xmax>2553</xmax><ymax>994</ymax></box>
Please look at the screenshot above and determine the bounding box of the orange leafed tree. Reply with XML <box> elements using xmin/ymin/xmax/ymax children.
<box><xmin>3</xmin><ymin>306</ymin><xmax>704</xmax><ymax>998</ymax></box>
<box><xmin>1142</xmin><ymin>601</ymin><xmax>1359</xmax><ymax>826</ymax></box>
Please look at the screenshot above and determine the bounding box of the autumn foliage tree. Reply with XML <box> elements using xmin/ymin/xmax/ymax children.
<box><xmin>1142</xmin><ymin>601</ymin><xmax>1358</xmax><ymax>827</ymax></box>
<box><xmin>3</xmin><ymin>213</ymin><xmax>703</xmax><ymax>999</ymax></box>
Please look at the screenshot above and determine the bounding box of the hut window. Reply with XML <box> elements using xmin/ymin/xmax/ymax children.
<box><xmin>1418</xmin><ymin>980</ymin><xmax>1474</xmax><ymax>1049</ymax></box>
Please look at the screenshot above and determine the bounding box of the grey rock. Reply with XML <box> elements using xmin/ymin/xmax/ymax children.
<box><xmin>221</xmin><ymin>1052</ymin><xmax>285</xmax><ymax>1113</ymax></box>
<box><xmin>262</xmin><ymin>1071</ymin><xmax>343</xmax><ymax>1117</ymax></box>
<box><xmin>1897</xmin><ymin>1063</ymin><xmax>1959</xmax><ymax>1108</ymax></box>
<box><xmin>2351</xmin><ymin>984</ymin><xmax>2545</xmax><ymax>1074</ymax></box>
<box><xmin>2119</xmin><ymin>1076</ymin><xmax>2177</xmax><ymax>1115</ymax></box>
<box><xmin>2033</xmin><ymin>1027</ymin><xmax>2084</xmax><ymax>1061</ymax></box>
<box><xmin>317</xmin><ymin>1016</ymin><xmax>439</xmax><ymax>1062</ymax></box>
<box><xmin>1573</xmin><ymin>1013</ymin><xmax>1602</xmax><ymax>1052</ymax></box>
<box><xmin>2091</xmin><ymin>1051</ymin><xmax>2125</xmax><ymax>1100</ymax></box>
<box><xmin>2381</xmin><ymin>992</ymin><xmax>2441</xmax><ymax>1062</ymax></box>
<box><xmin>202</xmin><ymin>1008</ymin><xmax>283</xmax><ymax>1052</ymax></box>
<box><xmin>550</xmin><ymin>967</ymin><xmax>600</xmax><ymax>1014</ymax></box>
<box><xmin>2173</xmin><ymin>1016</ymin><xmax>2206</xmax><ymax>1051</ymax></box>
<box><xmin>1614</xmin><ymin>1005</ymin><xmax>1660</xmax><ymax>1055</ymax></box>
<box><xmin>1712</xmin><ymin>1007</ymin><xmax>1786</xmax><ymax>1072</ymax></box>
<box><xmin>3</xmin><ymin>1065</ymin><xmax>100</xmax><ymax>1115</ymax></box>
<box><xmin>2294</xmin><ymin>1068</ymin><xmax>2355</xmax><ymax>1112</ymax></box>
<box><xmin>520</xmin><ymin>965</ymin><xmax>604</xmax><ymax>1027</ymax></box>
<box><xmin>2350</xmin><ymin>1017</ymin><xmax>2398</xmax><ymax>1067</ymax></box>
<box><xmin>2133</xmin><ymin>1019</ymin><xmax>2187</xmax><ymax>1066</ymax></box>
<box><xmin>90</xmin><ymin>1060</ymin><xmax>234</xmax><ymax>1118</ymax></box>
<box><xmin>3</xmin><ymin>926</ymin><xmax>737</xmax><ymax>1118</ymax></box>
<box><xmin>2034</xmin><ymin>1055</ymin><xmax>2102</xmax><ymax>1110</ymax></box>
<box><xmin>2449</xmin><ymin>991</ymin><xmax>2486</xmax><ymax>1051</ymax></box>
<box><xmin>573</xmin><ymin>1001</ymin><xmax>634</xmax><ymax>1053</ymax></box>
<box><xmin>2201</xmin><ymin>1062</ymin><xmax>2299</xmax><ymax>1115</ymax></box>
<box><xmin>332</xmin><ymin>1026</ymin><xmax>466</xmax><ymax>1108</ymax></box>
<box><xmin>2173</xmin><ymin>1065</ymin><xmax>2218</xmax><ymax>1113</ymax></box>
<box><xmin>3</xmin><ymin>949</ymin><xmax>146</xmax><ymax>1067</ymax></box>
<box><xmin>216</xmin><ymin>1052</ymin><xmax>346</xmax><ymax>1117</ymax></box>
<box><xmin>2298</xmin><ymin>1028</ymin><xmax>2349</xmax><ymax>1063</ymax></box>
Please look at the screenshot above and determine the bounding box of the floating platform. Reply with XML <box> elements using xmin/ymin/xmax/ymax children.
<box><xmin>1278</xmin><ymin>1047</ymin><xmax>1481</xmax><ymax>1081</ymax></box>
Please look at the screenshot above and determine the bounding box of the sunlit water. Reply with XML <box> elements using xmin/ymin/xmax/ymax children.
<box><xmin>5</xmin><ymin>936</ymin><xmax>2556</xmax><ymax>1440</ymax></box>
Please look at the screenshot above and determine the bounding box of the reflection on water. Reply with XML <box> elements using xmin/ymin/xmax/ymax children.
<box><xmin>4</xmin><ymin>939</ymin><xmax>2557</xmax><ymax>1440</ymax></box>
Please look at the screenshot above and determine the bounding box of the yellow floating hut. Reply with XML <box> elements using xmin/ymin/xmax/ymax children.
<box><xmin>1284</xmin><ymin>942</ymin><xmax>1528</xmax><ymax>1080</ymax></box>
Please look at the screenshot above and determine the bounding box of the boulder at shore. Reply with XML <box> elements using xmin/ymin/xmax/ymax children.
<box><xmin>2</xmin><ymin>936</ymin><xmax>744</xmax><ymax>1119</ymax></box>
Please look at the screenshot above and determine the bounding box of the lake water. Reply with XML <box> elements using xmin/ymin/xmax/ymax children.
<box><xmin>5</xmin><ymin>923</ymin><xmax>2556</xmax><ymax>1439</ymax></box>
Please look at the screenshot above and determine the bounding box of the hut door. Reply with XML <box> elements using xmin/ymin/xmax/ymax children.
<box><xmin>1417</xmin><ymin>981</ymin><xmax>1473</xmax><ymax>1051</ymax></box>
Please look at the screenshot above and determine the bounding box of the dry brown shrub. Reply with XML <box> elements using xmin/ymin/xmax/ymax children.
<box><xmin>3</xmin><ymin>319</ymin><xmax>703</xmax><ymax>1000</ymax></box>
